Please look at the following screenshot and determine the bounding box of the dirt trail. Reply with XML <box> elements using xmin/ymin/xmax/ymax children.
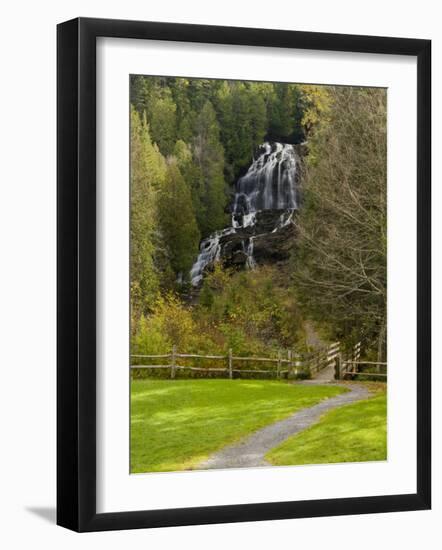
<box><xmin>197</xmin><ymin>383</ymin><xmax>370</xmax><ymax>470</ymax></box>
<box><xmin>304</xmin><ymin>320</ymin><xmax>326</xmax><ymax>349</ymax></box>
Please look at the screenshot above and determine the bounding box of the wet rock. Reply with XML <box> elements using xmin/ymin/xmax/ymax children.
<box><xmin>219</xmin><ymin>209</ymin><xmax>296</xmax><ymax>269</ymax></box>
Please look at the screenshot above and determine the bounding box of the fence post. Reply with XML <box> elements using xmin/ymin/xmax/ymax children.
<box><xmin>354</xmin><ymin>341</ymin><xmax>361</xmax><ymax>362</ymax></box>
<box><xmin>287</xmin><ymin>350</ymin><xmax>292</xmax><ymax>378</ymax></box>
<box><xmin>171</xmin><ymin>345</ymin><xmax>176</xmax><ymax>379</ymax></box>
<box><xmin>354</xmin><ymin>341</ymin><xmax>361</xmax><ymax>375</ymax></box>
<box><xmin>335</xmin><ymin>353</ymin><xmax>341</xmax><ymax>380</ymax></box>
<box><xmin>228</xmin><ymin>348</ymin><xmax>233</xmax><ymax>379</ymax></box>
<box><xmin>277</xmin><ymin>350</ymin><xmax>282</xmax><ymax>379</ymax></box>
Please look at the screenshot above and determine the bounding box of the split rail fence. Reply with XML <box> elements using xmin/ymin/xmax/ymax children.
<box><xmin>130</xmin><ymin>341</ymin><xmax>353</xmax><ymax>380</ymax></box>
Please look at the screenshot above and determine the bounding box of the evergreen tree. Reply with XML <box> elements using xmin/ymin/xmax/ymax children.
<box><xmin>168</xmin><ymin>78</ymin><xmax>196</xmax><ymax>143</ymax></box>
<box><xmin>267</xmin><ymin>84</ymin><xmax>297</xmax><ymax>140</ymax></box>
<box><xmin>193</xmin><ymin>101</ymin><xmax>229</xmax><ymax>236</ymax></box>
<box><xmin>130</xmin><ymin>75</ymin><xmax>151</xmax><ymax>116</ymax></box>
<box><xmin>149</xmin><ymin>91</ymin><xmax>178</xmax><ymax>156</ymax></box>
<box><xmin>248</xmin><ymin>83</ymin><xmax>268</xmax><ymax>147</ymax></box>
<box><xmin>174</xmin><ymin>140</ymin><xmax>205</xmax><ymax>231</ymax></box>
<box><xmin>130</xmin><ymin>107</ymin><xmax>169</xmax><ymax>323</ymax></box>
<box><xmin>157</xmin><ymin>161</ymin><xmax>200</xmax><ymax>277</ymax></box>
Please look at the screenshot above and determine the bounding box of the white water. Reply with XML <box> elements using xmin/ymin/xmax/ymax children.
<box><xmin>233</xmin><ymin>142</ymin><xmax>297</xmax><ymax>216</ymax></box>
<box><xmin>232</xmin><ymin>211</ymin><xmax>256</xmax><ymax>229</ymax></box>
<box><xmin>271</xmin><ymin>210</ymin><xmax>295</xmax><ymax>233</ymax></box>
<box><xmin>245</xmin><ymin>238</ymin><xmax>257</xmax><ymax>270</ymax></box>
<box><xmin>190</xmin><ymin>142</ymin><xmax>298</xmax><ymax>286</ymax></box>
<box><xmin>189</xmin><ymin>227</ymin><xmax>235</xmax><ymax>286</ymax></box>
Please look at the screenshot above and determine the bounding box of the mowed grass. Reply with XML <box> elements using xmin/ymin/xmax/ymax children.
<box><xmin>267</xmin><ymin>392</ymin><xmax>387</xmax><ymax>466</ymax></box>
<box><xmin>130</xmin><ymin>379</ymin><xmax>345</xmax><ymax>473</ymax></box>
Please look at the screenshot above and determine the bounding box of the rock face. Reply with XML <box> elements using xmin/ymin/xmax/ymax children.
<box><xmin>220</xmin><ymin>210</ymin><xmax>296</xmax><ymax>268</ymax></box>
<box><xmin>189</xmin><ymin>142</ymin><xmax>303</xmax><ymax>286</ymax></box>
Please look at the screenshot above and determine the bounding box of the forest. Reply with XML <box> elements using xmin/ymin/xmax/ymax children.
<box><xmin>130</xmin><ymin>75</ymin><xmax>387</xmax><ymax>364</ymax></box>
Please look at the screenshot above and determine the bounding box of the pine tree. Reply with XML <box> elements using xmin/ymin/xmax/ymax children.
<box><xmin>248</xmin><ymin>83</ymin><xmax>268</xmax><ymax>147</ymax></box>
<box><xmin>193</xmin><ymin>101</ymin><xmax>228</xmax><ymax>236</ymax></box>
<box><xmin>149</xmin><ymin>91</ymin><xmax>178</xmax><ymax>156</ymax></box>
<box><xmin>131</xmin><ymin>108</ymin><xmax>163</xmax><ymax>321</ymax></box>
<box><xmin>157</xmin><ymin>161</ymin><xmax>200</xmax><ymax>277</ymax></box>
<box><xmin>174</xmin><ymin>140</ymin><xmax>205</xmax><ymax>231</ymax></box>
<box><xmin>130</xmin><ymin>107</ymin><xmax>179</xmax><ymax>323</ymax></box>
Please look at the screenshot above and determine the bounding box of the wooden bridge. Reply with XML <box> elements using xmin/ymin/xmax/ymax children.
<box><xmin>131</xmin><ymin>341</ymin><xmax>387</xmax><ymax>381</ymax></box>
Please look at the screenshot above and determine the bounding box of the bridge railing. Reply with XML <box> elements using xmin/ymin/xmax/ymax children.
<box><xmin>334</xmin><ymin>341</ymin><xmax>387</xmax><ymax>380</ymax></box>
<box><xmin>308</xmin><ymin>342</ymin><xmax>340</xmax><ymax>377</ymax></box>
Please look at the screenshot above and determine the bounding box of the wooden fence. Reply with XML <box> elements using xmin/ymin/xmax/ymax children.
<box><xmin>131</xmin><ymin>341</ymin><xmax>387</xmax><ymax>381</ymax></box>
<box><xmin>130</xmin><ymin>342</ymin><xmax>341</xmax><ymax>380</ymax></box>
<box><xmin>335</xmin><ymin>341</ymin><xmax>387</xmax><ymax>380</ymax></box>
<box><xmin>309</xmin><ymin>342</ymin><xmax>340</xmax><ymax>377</ymax></box>
<box><xmin>339</xmin><ymin>360</ymin><xmax>388</xmax><ymax>379</ymax></box>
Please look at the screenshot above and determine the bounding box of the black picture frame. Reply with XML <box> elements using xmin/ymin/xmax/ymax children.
<box><xmin>57</xmin><ymin>17</ymin><xmax>431</xmax><ymax>532</ymax></box>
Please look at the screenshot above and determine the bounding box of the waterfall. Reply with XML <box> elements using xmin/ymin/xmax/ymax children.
<box><xmin>233</xmin><ymin>142</ymin><xmax>297</xmax><ymax>218</ymax></box>
<box><xmin>190</xmin><ymin>142</ymin><xmax>298</xmax><ymax>286</ymax></box>
<box><xmin>245</xmin><ymin>237</ymin><xmax>256</xmax><ymax>270</ymax></box>
<box><xmin>189</xmin><ymin>227</ymin><xmax>235</xmax><ymax>286</ymax></box>
<box><xmin>271</xmin><ymin>210</ymin><xmax>295</xmax><ymax>233</ymax></box>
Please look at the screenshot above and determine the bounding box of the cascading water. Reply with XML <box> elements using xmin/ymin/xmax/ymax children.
<box><xmin>190</xmin><ymin>142</ymin><xmax>299</xmax><ymax>286</ymax></box>
<box><xmin>232</xmin><ymin>142</ymin><xmax>298</xmax><ymax>218</ymax></box>
<box><xmin>244</xmin><ymin>238</ymin><xmax>257</xmax><ymax>269</ymax></box>
<box><xmin>189</xmin><ymin>227</ymin><xmax>235</xmax><ymax>287</ymax></box>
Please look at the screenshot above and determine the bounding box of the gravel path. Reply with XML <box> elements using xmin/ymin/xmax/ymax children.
<box><xmin>312</xmin><ymin>363</ymin><xmax>336</xmax><ymax>382</ymax></box>
<box><xmin>197</xmin><ymin>383</ymin><xmax>371</xmax><ymax>470</ymax></box>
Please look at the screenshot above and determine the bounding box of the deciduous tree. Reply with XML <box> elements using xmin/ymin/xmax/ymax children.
<box><xmin>292</xmin><ymin>87</ymin><xmax>387</xmax><ymax>359</ymax></box>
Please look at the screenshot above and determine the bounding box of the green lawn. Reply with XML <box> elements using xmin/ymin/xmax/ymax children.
<box><xmin>267</xmin><ymin>393</ymin><xmax>387</xmax><ymax>466</ymax></box>
<box><xmin>130</xmin><ymin>379</ymin><xmax>345</xmax><ymax>473</ymax></box>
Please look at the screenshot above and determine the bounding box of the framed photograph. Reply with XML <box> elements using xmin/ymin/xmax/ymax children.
<box><xmin>57</xmin><ymin>17</ymin><xmax>431</xmax><ymax>532</ymax></box>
